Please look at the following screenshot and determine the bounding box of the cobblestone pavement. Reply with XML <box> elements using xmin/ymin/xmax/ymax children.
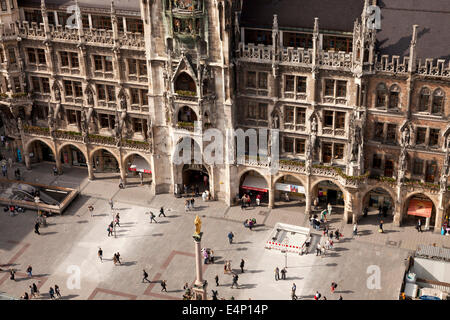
<box><xmin>0</xmin><ymin>162</ymin><xmax>448</xmax><ymax>300</ymax></box>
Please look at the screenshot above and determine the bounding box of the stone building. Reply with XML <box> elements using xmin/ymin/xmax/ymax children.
<box><xmin>0</xmin><ymin>0</ymin><xmax>448</xmax><ymax>232</ymax></box>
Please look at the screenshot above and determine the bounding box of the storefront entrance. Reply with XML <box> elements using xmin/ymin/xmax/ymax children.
<box><xmin>60</xmin><ymin>145</ymin><xmax>87</xmax><ymax>167</ymax></box>
<box><xmin>182</xmin><ymin>164</ymin><xmax>209</xmax><ymax>194</ymax></box>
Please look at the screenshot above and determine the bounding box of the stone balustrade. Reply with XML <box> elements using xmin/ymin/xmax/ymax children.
<box><xmin>17</xmin><ymin>21</ymin><xmax>45</xmax><ymax>40</ymax></box>
<box><xmin>317</xmin><ymin>50</ymin><xmax>352</xmax><ymax>69</ymax></box>
<box><xmin>238</xmin><ymin>43</ymin><xmax>273</xmax><ymax>63</ymax></box>
<box><xmin>84</xmin><ymin>28</ymin><xmax>114</xmax><ymax>46</ymax></box>
<box><xmin>51</xmin><ymin>25</ymin><xmax>80</xmax><ymax>42</ymax></box>
<box><xmin>280</xmin><ymin>47</ymin><xmax>313</xmax><ymax>65</ymax></box>
<box><xmin>121</xmin><ymin>139</ymin><xmax>151</xmax><ymax>151</ymax></box>
<box><xmin>374</xmin><ymin>54</ymin><xmax>409</xmax><ymax>74</ymax></box>
<box><xmin>54</xmin><ymin>130</ymin><xmax>84</xmax><ymax>142</ymax></box>
<box><xmin>23</xmin><ymin>125</ymin><xmax>50</xmax><ymax>137</ymax></box>
<box><xmin>88</xmin><ymin>134</ymin><xmax>116</xmax><ymax>146</ymax></box>
<box><xmin>416</xmin><ymin>58</ymin><xmax>450</xmax><ymax>78</ymax></box>
<box><xmin>119</xmin><ymin>32</ymin><xmax>145</xmax><ymax>49</ymax></box>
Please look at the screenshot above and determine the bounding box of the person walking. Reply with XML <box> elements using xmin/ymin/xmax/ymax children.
<box><xmin>8</xmin><ymin>157</ymin><xmax>12</xmax><ymax>169</ymax></box>
<box><xmin>353</xmin><ymin>223</ymin><xmax>358</xmax><ymax>236</ymax></box>
<box><xmin>191</xmin><ymin>198</ymin><xmax>195</xmax><ymax>209</ymax></box>
<box><xmin>26</xmin><ymin>265</ymin><xmax>32</xmax><ymax>277</ymax></box>
<box><xmin>109</xmin><ymin>199</ymin><xmax>114</xmax><ymax>210</ymax></box>
<box><xmin>49</xmin><ymin>287</ymin><xmax>55</xmax><ymax>299</ymax></box>
<box><xmin>161</xmin><ymin>280</ymin><xmax>167</xmax><ymax>292</ymax></box>
<box><xmin>185</xmin><ymin>199</ymin><xmax>190</xmax><ymax>212</ymax></box>
<box><xmin>149</xmin><ymin>211</ymin><xmax>157</xmax><ymax>223</ymax></box>
<box><xmin>159</xmin><ymin>207</ymin><xmax>166</xmax><ymax>217</ymax></box>
<box><xmin>88</xmin><ymin>205</ymin><xmax>94</xmax><ymax>217</ymax></box>
<box><xmin>142</xmin><ymin>269</ymin><xmax>149</xmax><ymax>283</ymax></box>
<box><xmin>256</xmin><ymin>194</ymin><xmax>261</xmax><ymax>206</ymax></box>
<box><xmin>2</xmin><ymin>164</ymin><xmax>7</xmax><ymax>177</ymax></box>
<box><xmin>240</xmin><ymin>259</ymin><xmax>245</xmax><ymax>273</ymax></box>
<box><xmin>107</xmin><ymin>224</ymin><xmax>113</xmax><ymax>237</ymax></box>
<box><xmin>114</xmin><ymin>213</ymin><xmax>120</xmax><ymax>227</ymax></box>
<box><xmin>98</xmin><ymin>248</ymin><xmax>103</xmax><ymax>262</ymax></box>
<box><xmin>9</xmin><ymin>269</ymin><xmax>15</xmax><ymax>281</ymax></box>
<box><xmin>314</xmin><ymin>291</ymin><xmax>321</xmax><ymax>300</ymax></box>
<box><xmin>210</xmin><ymin>249</ymin><xmax>215</xmax><ymax>264</ymax></box>
<box><xmin>231</xmin><ymin>273</ymin><xmax>239</xmax><ymax>289</ymax></box>
<box><xmin>34</xmin><ymin>222</ymin><xmax>40</xmax><ymax>235</ymax></box>
<box><xmin>331</xmin><ymin>282</ymin><xmax>338</xmax><ymax>293</ymax></box>
<box><xmin>379</xmin><ymin>220</ymin><xmax>384</xmax><ymax>233</ymax></box>
<box><xmin>29</xmin><ymin>285</ymin><xmax>36</xmax><ymax>299</ymax></box>
<box><xmin>316</xmin><ymin>243</ymin><xmax>322</xmax><ymax>256</ymax></box>
<box><xmin>21</xmin><ymin>292</ymin><xmax>29</xmax><ymax>300</ymax></box>
<box><xmin>113</xmin><ymin>254</ymin><xmax>118</xmax><ymax>265</ymax></box>
<box><xmin>327</xmin><ymin>203</ymin><xmax>332</xmax><ymax>216</ymax></box>
<box><xmin>211</xmin><ymin>289</ymin><xmax>218</xmax><ymax>300</ymax></box>
<box><xmin>417</xmin><ymin>219</ymin><xmax>422</xmax><ymax>233</ymax></box>
<box><xmin>227</xmin><ymin>231</ymin><xmax>234</xmax><ymax>244</ymax></box>
<box><xmin>215</xmin><ymin>274</ymin><xmax>219</xmax><ymax>286</ymax></box>
<box><xmin>115</xmin><ymin>252</ymin><xmax>122</xmax><ymax>265</ymax></box>
<box><xmin>274</xmin><ymin>267</ymin><xmax>280</xmax><ymax>281</ymax></box>
<box><xmin>54</xmin><ymin>284</ymin><xmax>61</xmax><ymax>298</ymax></box>
<box><xmin>334</xmin><ymin>229</ymin><xmax>340</xmax><ymax>240</ymax></box>
<box><xmin>291</xmin><ymin>283</ymin><xmax>297</xmax><ymax>300</ymax></box>
<box><xmin>281</xmin><ymin>267</ymin><xmax>287</xmax><ymax>280</ymax></box>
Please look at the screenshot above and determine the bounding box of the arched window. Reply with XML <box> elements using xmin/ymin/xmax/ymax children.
<box><xmin>178</xmin><ymin>106</ymin><xmax>197</xmax><ymax>122</ymax></box>
<box><xmin>376</xmin><ymin>83</ymin><xmax>387</xmax><ymax>108</ymax></box>
<box><xmin>175</xmin><ymin>72</ymin><xmax>196</xmax><ymax>95</ymax></box>
<box><xmin>418</xmin><ymin>87</ymin><xmax>430</xmax><ymax>112</ymax></box>
<box><xmin>431</xmin><ymin>88</ymin><xmax>444</xmax><ymax>114</ymax></box>
<box><xmin>388</xmin><ymin>84</ymin><xmax>400</xmax><ymax>109</ymax></box>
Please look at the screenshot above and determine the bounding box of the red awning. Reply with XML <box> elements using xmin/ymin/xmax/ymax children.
<box><xmin>407</xmin><ymin>199</ymin><xmax>433</xmax><ymax>218</ymax></box>
<box><xmin>129</xmin><ymin>158</ymin><xmax>151</xmax><ymax>174</ymax></box>
<box><xmin>241</xmin><ymin>175</ymin><xmax>268</xmax><ymax>192</ymax></box>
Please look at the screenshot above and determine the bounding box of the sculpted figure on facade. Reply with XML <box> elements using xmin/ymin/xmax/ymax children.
<box><xmin>271</xmin><ymin>112</ymin><xmax>279</xmax><ymax>129</ymax></box>
<box><xmin>401</xmin><ymin>125</ymin><xmax>411</xmax><ymax>147</ymax></box>
<box><xmin>440</xmin><ymin>174</ymin><xmax>448</xmax><ymax>193</ymax></box>
<box><xmin>86</xmin><ymin>87</ymin><xmax>94</xmax><ymax>106</ymax></box>
<box><xmin>54</xmin><ymin>85</ymin><xmax>61</xmax><ymax>102</ymax></box>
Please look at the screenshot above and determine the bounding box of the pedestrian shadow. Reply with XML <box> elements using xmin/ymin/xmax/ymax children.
<box><xmin>358</xmin><ymin>230</ymin><xmax>372</xmax><ymax>236</ymax></box>
<box><xmin>152</xmin><ymin>233</ymin><xmax>164</xmax><ymax>237</ymax></box>
<box><xmin>77</xmin><ymin>220</ymin><xmax>89</xmax><ymax>224</ymax></box>
<box><xmin>94</xmin><ymin>214</ymin><xmax>108</xmax><ymax>217</ymax></box>
<box><xmin>168</xmin><ymin>289</ymin><xmax>183</xmax><ymax>293</ymax></box>
<box><xmin>167</xmin><ymin>215</ymin><xmax>180</xmax><ymax>218</ymax></box>
<box><xmin>323</xmin><ymin>252</ymin><xmax>340</xmax><ymax>258</ymax></box>
<box><xmin>39</xmin><ymin>232</ymin><xmax>58</xmax><ymax>236</ymax></box>
<box><xmin>333</xmin><ymin>247</ymin><xmax>348</xmax><ymax>252</ymax></box>
<box><xmin>237</xmin><ymin>283</ymin><xmax>257</xmax><ymax>289</ymax></box>
<box><xmin>120</xmin><ymin>261</ymin><xmax>137</xmax><ymax>267</ymax></box>
<box><xmin>61</xmin><ymin>294</ymin><xmax>79</xmax><ymax>300</ymax></box>
<box><xmin>245</xmin><ymin>269</ymin><xmax>264</xmax><ymax>274</ymax></box>
<box><xmin>382</xmin><ymin>229</ymin><xmax>399</xmax><ymax>234</ymax></box>
<box><xmin>335</xmin><ymin>290</ymin><xmax>353</xmax><ymax>294</ymax></box>
<box><xmin>195</xmin><ymin>206</ymin><xmax>208</xmax><ymax>211</ymax></box>
<box><xmin>120</xmin><ymin>222</ymin><xmax>136</xmax><ymax>225</ymax></box>
<box><xmin>157</xmin><ymin>220</ymin><xmax>170</xmax><ymax>224</ymax></box>
<box><xmin>300</xmin><ymin>295</ymin><xmax>314</xmax><ymax>299</ymax></box>
<box><xmin>235</xmin><ymin>247</ymin><xmax>248</xmax><ymax>251</ymax></box>
<box><xmin>235</xmin><ymin>241</ymin><xmax>252</xmax><ymax>245</ymax></box>
<box><xmin>325</xmin><ymin>263</ymin><xmax>338</xmax><ymax>267</ymax></box>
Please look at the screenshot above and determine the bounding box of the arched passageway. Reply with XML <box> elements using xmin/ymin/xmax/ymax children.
<box><xmin>403</xmin><ymin>193</ymin><xmax>436</xmax><ymax>230</ymax></box>
<box><xmin>239</xmin><ymin>170</ymin><xmax>268</xmax><ymax>206</ymax></box>
<box><xmin>91</xmin><ymin>148</ymin><xmax>120</xmax><ymax>179</ymax></box>
<box><xmin>124</xmin><ymin>153</ymin><xmax>152</xmax><ymax>186</ymax></box>
<box><xmin>27</xmin><ymin>140</ymin><xmax>56</xmax><ymax>164</ymax></box>
<box><xmin>310</xmin><ymin>179</ymin><xmax>345</xmax><ymax>219</ymax></box>
<box><xmin>274</xmin><ymin>175</ymin><xmax>306</xmax><ymax>209</ymax></box>
<box><xmin>360</xmin><ymin>187</ymin><xmax>395</xmax><ymax>225</ymax></box>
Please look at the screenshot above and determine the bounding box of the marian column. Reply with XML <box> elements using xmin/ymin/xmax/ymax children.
<box><xmin>192</xmin><ymin>215</ymin><xmax>207</xmax><ymax>300</ymax></box>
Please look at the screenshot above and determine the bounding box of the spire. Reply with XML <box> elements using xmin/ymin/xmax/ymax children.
<box><xmin>313</xmin><ymin>17</ymin><xmax>319</xmax><ymax>36</ymax></box>
<box><xmin>111</xmin><ymin>0</ymin><xmax>116</xmax><ymax>14</ymax></box>
<box><xmin>40</xmin><ymin>0</ymin><xmax>46</xmax><ymax>11</ymax></box>
<box><xmin>272</xmin><ymin>14</ymin><xmax>278</xmax><ymax>31</ymax></box>
<box><xmin>408</xmin><ymin>24</ymin><xmax>419</xmax><ymax>72</ymax></box>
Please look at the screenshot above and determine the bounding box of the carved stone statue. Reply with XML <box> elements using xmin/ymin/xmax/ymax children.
<box><xmin>351</xmin><ymin>126</ymin><xmax>361</xmax><ymax>161</ymax></box>
<box><xmin>401</xmin><ymin>126</ymin><xmax>410</xmax><ymax>147</ymax></box>
<box><xmin>80</xmin><ymin>108</ymin><xmax>87</xmax><ymax>133</ymax></box>
<box><xmin>54</xmin><ymin>86</ymin><xmax>61</xmax><ymax>101</ymax></box>
<box><xmin>194</xmin><ymin>215</ymin><xmax>202</xmax><ymax>235</ymax></box>
<box><xmin>17</xmin><ymin>117</ymin><xmax>22</xmax><ymax>131</ymax></box>
<box><xmin>119</xmin><ymin>93</ymin><xmax>127</xmax><ymax>110</ymax></box>
<box><xmin>86</xmin><ymin>88</ymin><xmax>94</xmax><ymax>106</ymax></box>
<box><xmin>272</xmin><ymin>113</ymin><xmax>279</xmax><ymax>129</ymax></box>
<box><xmin>440</xmin><ymin>174</ymin><xmax>448</xmax><ymax>193</ymax></box>
<box><xmin>446</xmin><ymin>134</ymin><xmax>450</xmax><ymax>150</ymax></box>
<box><xmin>311</xmin><ymin>116</ymin><xmax>318</xmax><ymax>134</ymax></box>
<box><xmin>146</xmin><ymin>116</ymin><xmax>153</xmax><ymax>141</ymax></box>
<box><xmin>399</xmin><ymin>148</ymin><xmax>407</xmax><ymax>171</ymax></box>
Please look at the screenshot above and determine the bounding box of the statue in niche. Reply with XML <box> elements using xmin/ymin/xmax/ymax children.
<box><xmin>119</xmin><ymin>93</ymin><xmax>127</xmax><ymax>110</ymax></box>
<box><xmin>113</xmin><ymin>114</ymin><xmax>121</xmax><ymax>146</ymax></box>
<box><xmin>86</xmin><ymin>88</ymin><xmax>94</xmax><ymax>106</ymax></box>
<box><xmin>399</xmin><ymin>148</ymin><xmax>407</xmax><ymax>172</ymax></box>
<box><xmin>47</xmin><ymin>103</ymin><xmax>55</xmax><ymax>134</ymax></box>
<box><xmin>54</xmin><ymin>86</ymin><xmax>61</xmax><ymax>101</ymax></box>
<box><xmin>17</xmin><ymin>117</ymin><xmax>22</xmax><ymax>131</ymax></box>
<box><xmin>445</xmin><ymin>134</ymin><xmax>450</xmax><ymax>150</ymax></box>
<box><xmin>310</xmin><ymin>115</ymin><xmax>318</xmax><ymax>151</ymax></box>
<box><xmin>401</xmin><ymin>126</ymin><xmax>411</xmax><ymax>147</ymax></box>
<box><xmin>440</xmin><ymin>174</ymin><xmax>448</xmax><ymax>193</ymax></box>
<box><xmin>271</xmin><ymin>113</ymin><xmax>279</xmax><ymax>129</ymax></box>
<box><xmin>351</xmin><ymin>125</ymin><xmax>361</xmax><ymax>161</ymax></box>
<box><xmin>80</xmin><ymin>108</ymin><xmax>87</xmax><ymax>133</ymax></box>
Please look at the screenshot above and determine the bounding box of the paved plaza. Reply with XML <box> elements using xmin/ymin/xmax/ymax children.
<box><xmin>0</xmin><ymin>162</ymin><xmax>448</xmax><ymax>300</ymax></box>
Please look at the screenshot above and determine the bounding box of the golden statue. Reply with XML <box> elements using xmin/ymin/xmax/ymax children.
<box><xmin>194</xmin><ymin>215</ymin><xmax>202</xmax><ymax>235</ymax></box>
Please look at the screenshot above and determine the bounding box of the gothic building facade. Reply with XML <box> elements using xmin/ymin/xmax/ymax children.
<box><xmin>0</xmin><ymin>0</ymin><xmax>448</xmax><ymax>231</ymax></box>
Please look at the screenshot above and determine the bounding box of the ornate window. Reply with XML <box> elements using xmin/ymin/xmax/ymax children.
<box><xmin>284</xmin><ymin>106</ymin><xmax>294</xmax><ymax>123</ymax></box>
<box><xmin>418</xmin><ymin>87</ymin><xmax>430</xmax><ymax>112</ymax></box>
<box><xmin>431</xmin><ymin>88</ymin><xmax>444</xmax><ymax>114</ymax></box>
<box><xmin>429</xmin><ymin>129</ymin><xmax>440</xmax><ymax>147</ymax></box>
<box><xmin>175</xmin><ymin>72</ymin><xmax>196</xmax><ymax>94</ymax></box>
<box><xmin>388</xmin><ymin>85</ymin><xmax>400</xmax><ymax>109</ymax></box>
<box><xmin>376</xmin><ymin>83</ymin><xmax>387</xmax><ymax>108</ymax></box>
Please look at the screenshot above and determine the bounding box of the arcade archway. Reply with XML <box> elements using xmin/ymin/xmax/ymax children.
<box><xmin>403</xmin><ymin>193</ymin><xmax>436</xmax><ymax>229</ymax></box>
<box><xmin>91</xmin><ymin>148</ymin><xmax>120</xmax><ymax>179</ymax></box>
<box><xmin>59</xmin><ymin>144</ymin><xmax>87</xmax><ymax>167</ymax></box>
<box><xmin>274</xmin><ymin>174</ymin><xmax>306</xmax><ymax>208</ymax></box>
<box><xmin>361</xmin><ymin>187</ymin><xmax>395</xmax><ymax>224</ymax></box>
<box><xmin>182</xmin><ymin>164</ymin><xmax>209</xmax><ymax>195</ymax></box>
<box><xmin>124</xmin><ymin>153</ymin><xmax>152</xmax><ymax>186</ymax></box>
<box><xmin>311</xmin><ymin>179</ymin><xmax>345</xmax><ymax>217</ymax></box>
<box><xmin>239</xmin><ymin>170</ymin><xmax>269</xmax><ymax>206</ymax></box>
<box><xmin>27</xmin><ymin>139</ymin><xmax>56</xmax><ymax>164</ymax></box>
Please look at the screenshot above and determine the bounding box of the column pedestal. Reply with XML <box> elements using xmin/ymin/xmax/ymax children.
<box><xmin>193</xmin><ymin>237</ymin><xmax>207</xmax><ymax>300</ymax></box>
<box><xmin>87</xmin><ymin>161</ymin><xmax>95</xmax><ymax>180</ymax></box>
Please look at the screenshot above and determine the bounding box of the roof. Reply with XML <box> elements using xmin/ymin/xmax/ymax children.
<box><xmin>376</xmin><ymin>0</ymin><xmax>450</xmax><ymax>60</ymax></box>
<box><xmin>240</xmin><ymin>0</ymin><xmax>365</xmax><ymax>33</ymax></box>
<box><xmin>415</xmin><ymin>245</ymin><xmax>450</xmax><ymax>262</ymax></box>
<box><xmin>19</xmin><ymin>0</ymin><xmax>141</xmax><ymax>12</ymax></box>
